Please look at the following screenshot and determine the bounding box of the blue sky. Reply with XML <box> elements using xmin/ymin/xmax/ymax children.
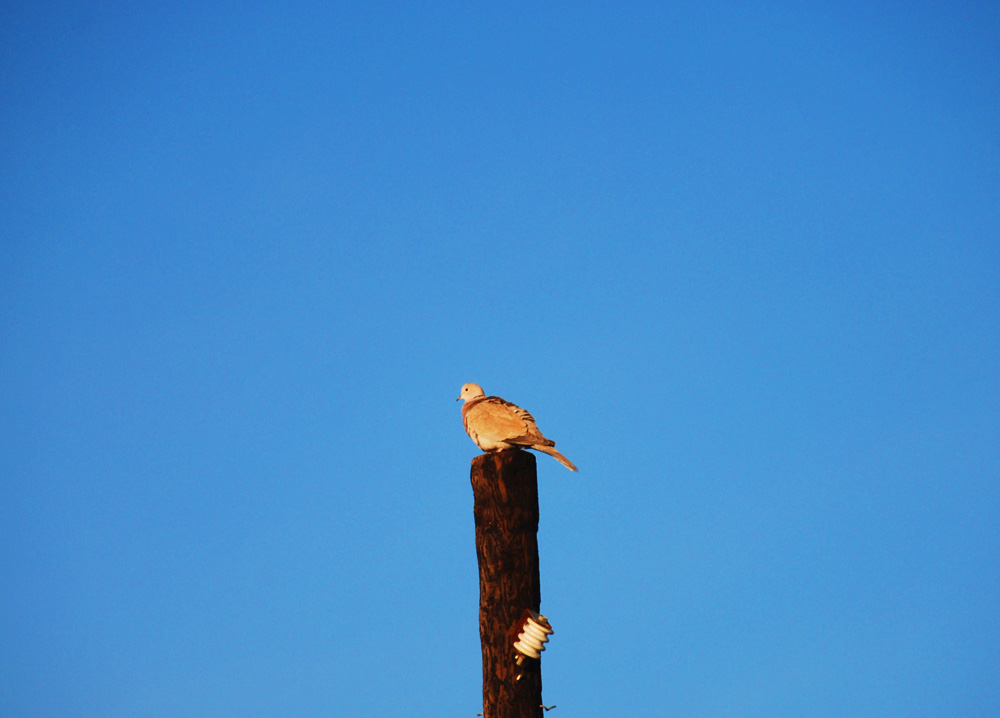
<box><xmin>2</xmin><ymin>1</ymin><xmax>998</xmax><ymax>716</ymax></box>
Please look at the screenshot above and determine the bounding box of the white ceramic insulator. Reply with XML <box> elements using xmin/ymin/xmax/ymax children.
<box><xmin>529</xmin><ymin>616</ymin><xmax>553</xmax><ymax>632</ymax></box>
<box><xmin>520</xmin><ymin>634</ymin><xmax>543</xmax><ymax>651</ymax></box>
<box><xmin>523</xmin><ymin>621</ymin><xmax>552</xmax><ymax>641</ymax></box>
<box><xmin>513</xmin><ymin>640</ymin><xmax>540</xmax><ymax>658</ymax></box>
<box><xmin>520</xmin><ymin>632</ymin><xmax>548</xmax><ymax>650</ymax></box>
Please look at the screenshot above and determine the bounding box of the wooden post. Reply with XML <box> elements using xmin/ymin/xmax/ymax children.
<box><xmin>471</xmin><ymin>449</ymin><xmax>543</xmax><ymax>718</ymax></box>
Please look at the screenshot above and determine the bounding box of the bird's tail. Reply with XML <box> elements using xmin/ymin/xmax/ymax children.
<box><xmin>535</xmin><ymin>445</ymin><xmax>578</xmax><ymax>472</ymax></box>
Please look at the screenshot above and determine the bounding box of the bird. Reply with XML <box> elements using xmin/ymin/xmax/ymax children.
<box><xmin>457</xmin><ymin>383</ymin><xmax>577</xmax><ymax>471</ymax></box>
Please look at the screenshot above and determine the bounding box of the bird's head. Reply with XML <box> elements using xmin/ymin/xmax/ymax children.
<box><xmin>457</xmin><ymin>383</ymin><xmax>486</xmax><ymax>403</ymax></box>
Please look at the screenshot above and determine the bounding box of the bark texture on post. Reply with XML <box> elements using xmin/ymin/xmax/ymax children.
<box><xmin>471</xmin><ymin>449</ymin><xmax>543</xmax><ymax>718</ymax></box>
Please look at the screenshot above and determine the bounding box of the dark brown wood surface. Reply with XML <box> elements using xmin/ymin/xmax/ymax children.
<box><xmin>471</xmin><ymin>449</ymin><xmax>543</xmax><ymax>718</ymax></box>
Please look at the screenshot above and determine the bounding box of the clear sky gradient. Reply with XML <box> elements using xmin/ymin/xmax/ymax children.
<box><xmin>2</xmin><ymin>2</ymin><xmax>998</xmax><ymax>716</ymax></box>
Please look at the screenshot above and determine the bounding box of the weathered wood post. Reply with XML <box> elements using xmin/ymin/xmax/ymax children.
<box><xmin>471</xmin><ymin>449</ymin><xmax>543</xmax><ymax>718</ymax></box>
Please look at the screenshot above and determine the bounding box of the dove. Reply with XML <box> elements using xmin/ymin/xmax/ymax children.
<box><xmin>457</xmin><ymin>383</ymin><xmax>577</xmax><ymax>471</ymax></box>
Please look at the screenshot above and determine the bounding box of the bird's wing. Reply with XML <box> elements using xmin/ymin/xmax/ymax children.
<box><xmin>468</xmin><ymin>397</ymin><xmax>533</xmax><ymax>441</ymax></box>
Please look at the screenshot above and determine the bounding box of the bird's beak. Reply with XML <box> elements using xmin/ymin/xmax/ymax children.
<box><xmin>456</xmin><ymin>395</ymin><xmax>461</xmax><ymax>401</ymax></box>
